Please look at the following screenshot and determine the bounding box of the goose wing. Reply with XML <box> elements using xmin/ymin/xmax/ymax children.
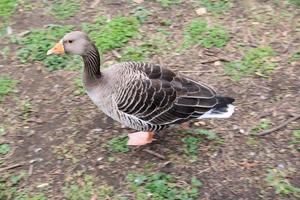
<box><xmin>116</xmin><ymin>62</ymin><xmax>219</xmax><ymax>125</ymax></box>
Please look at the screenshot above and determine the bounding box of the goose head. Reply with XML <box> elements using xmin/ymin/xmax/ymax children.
<box><xmin>47</xmin><ymin>31</ymin><xmax>93</xmax><ymax>56</ymax></box>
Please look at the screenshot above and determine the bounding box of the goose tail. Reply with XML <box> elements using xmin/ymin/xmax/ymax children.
<box><xmin>198</xmin><ymin>97</ymin><xmax>235</xmax><ymax>119</ymax></box>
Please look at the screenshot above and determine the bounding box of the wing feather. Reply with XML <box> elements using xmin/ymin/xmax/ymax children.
<box><xmin>116</xmin><ymin>62</ymin><xmax>219</xmax><ymax>126</ymax></box>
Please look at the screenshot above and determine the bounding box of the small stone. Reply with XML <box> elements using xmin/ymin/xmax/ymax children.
<box><xmin>34</xmin><ymin>148</ymin><xmax>42</xmax><ymax>153</ymax></box>
<box><xmin>196</xmin><ymin>8</ymin><xmax>207</xmax><ymax>16</ymax></box>
<box><xmin>133</xmin><ymin>0</ymin><xmax>144</xmax><ymax>3</ymax></box>
<box><xmin>277</xmin><ymin>164</ymin><xmax>285</xmax><ymax>169</ymax></box>
<box><xmin>249</xmin><ymin>152</ymin><xmax>255</xmax><ymax>156</ymax></box>
<box><xmin>97</xmin><ymin>157</ymin><xmax>103</xmax><ymax>162</ymax></box>
<box><xmin>37</xmin><ymin>183</ymin><xmax>49</xmax><ymax>188</ymax></box>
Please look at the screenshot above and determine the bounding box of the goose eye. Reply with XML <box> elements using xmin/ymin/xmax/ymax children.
<box><xmin>68</xmin><ymin>40</ymin><xmax>73</xmax><ymax>44</ymax></box>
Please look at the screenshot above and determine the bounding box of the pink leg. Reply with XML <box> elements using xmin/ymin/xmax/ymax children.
<box><xmin>127</xmin><ymin>132</ymin><xmax>155</xmax><ymax>146</ymax></box>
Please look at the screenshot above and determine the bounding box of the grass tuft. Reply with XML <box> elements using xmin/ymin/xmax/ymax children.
<box><xmin>0</xmin><ymin>0</ymin><xmax>18</xmax><ymax>21</ymax></box>
<box><xmin>63</xmin><ymin>175</ymin><xmax>114</xmax><ymax>200</ymax></box>
<box><xmin>82</xmin><ymin>16</ymin><xmax>140</xmax><ymax>53</ymax></box>
<box><xmin>0</xmin><ymin>75</ymin><xmax>18</xmax><ymax>102</ymax></box>
<box><xmin>50</xmin><ymin>0</ymin><xmax>81</xmax><ymax>20</ymax></box>
<box><xmin>251</xmin><ymin>119</ymin><xmax>271</xmax><ymax>133</ymax></box>
<box><xmin>199</xmin><ymin>0</ymin><xmax>232</xmax><ymax>15</ymax></box>
<box><xmin>183</xmin><ymin>19</ymin><xmax>229</xmax><ymax>49</ymax></box>
<box><xmin>106</xmin><ymin>135</ymin><xmax>129</xmax><ymax>153</ymax></box>
<box><xmin>225</xmin><ymin>46</ymin><xmax>277</xmax><ymax>80</ymax></box>
<box><xmin>15</xmin><ymin>25</ymin><xmax>80</xmax><ymax>71</ymax></box>
<box><xmin>288</xmin><ymin>0</ymin><xmax>300</xmax><ymax>6</ymax></box>
<box><xmin>126</xmin><ymin>172</ymin><xmax>202</xmax><ymax>200</ymax></box>
<box><xmin>266</xmin><ymin>168</ymin><xmax>300</xmax><ymax>197</ymax></box>
<box><xmin>155</xmin><ymin>0</ymin><xmax>181</xmax><ymax>8</ymax></box>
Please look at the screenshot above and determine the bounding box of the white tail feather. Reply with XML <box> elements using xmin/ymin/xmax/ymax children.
<box><xmin>198</xmin><ymin>104</ymin><xmax>235</xmax><ymax>119</ymax></box>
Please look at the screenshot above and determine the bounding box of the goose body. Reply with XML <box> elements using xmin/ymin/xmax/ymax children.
<box><xmin>47</xmin><ymin>31</ymin><xmax>235</xmax><ymax>145</ymax></box>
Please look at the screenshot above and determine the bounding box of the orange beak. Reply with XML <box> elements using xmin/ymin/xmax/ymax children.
<box><xmin>47</xmin><ymin>41</ymin><xmax>65</xmax><ymax>55</ymax></box>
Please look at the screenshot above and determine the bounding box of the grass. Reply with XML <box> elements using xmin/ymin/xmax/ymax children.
<box><xmin>121</xmin><ymin>29</ymin><xmax>174</xmax><ymax>61</ymax></box>
<box><xmin>106</xmin><ymin>135</ymin><xmax>129</xmax><ymax>153</ymax></box>
<box><xmin>251</xmin><ymin>119</ymin><xmax>271</xmax><ymax>133</ymax></box>
<box><xmin>183</xmin><ymin>19</ymin><xmax>229</xmax><ymax>49</ymax></box>
<box><xmin>126</xmin><ymin>172</ymin><xmax>202</xmax><ymax>200</ymax></box>
<box><xmin>0</xmin><ymin>171</ymin><xmax>44</xmax><ymax>200</ymax></box>
<box><xmin>0</xmin><ymin>75</ymin><xmax>18</xmax><ymax>102</ymax></box>
<box><xmin>288</xmin><ymin>0</ymin><xmax>300</xmax><ymax>6</ymax></box>
<box><xmin>0</xmin><ymin>126</ymin><xmax>5</xmax><ymax>136</ymax></box>
<box><xmin>199</xmin><ymin>0</ymin><xmax>232</xmax><ymax>15</ymax></box>
<box><xmin>16</xmin><ymin>16</ymin><xmax>140</xmax><ymax>70</ymax></box>
<box><xmin>73</xmin><ymin>77</ymin><xmax>85</xmax><ymax>95</ymax></box>
<box><xmin>15</xmin><ymin>25</ymin><xmax>79</xmax><ymax>71</ymax></box>
<box><xmin>63</xmin><ymin>175</ymin><xmax>114</xmax><ymax>200</ymax></box>
<box><xmin>0</xmin><ymin>0</ymin><xmax>18</xmax><ymax>21</ymax></box>
<box><xmin>82</xmin><ymin>16</ymin><xmax>140</xmax><ymax>53</ymax></box>
<box><xmin>132</xmin><ymin>6</ymin><xmax>152</xmax><ymax>23</ymax></box>
<box><xmin>266</xmin><ymin>168</ymin><xmax>300</xmax><ymax>197</ymax></box>
<box><xmin>155</xmin><ymin>0</ymin><xmax>181</xmax><ymax>8</ymax></box>
<box><xmin>50</xmin><ymin>0</ymin><xmax>81</xmax><ymax>20</ymax></box>
<box><xmin>288</xmin><ymin>48</ymin><xmax>300</xmax><ymax>63</ymax></box>
<box><xmin>21</xmin><ymin>100</ymin><xmax>32</xmax><ymax>121</ymax></box>
<box><xmin>0</xmin><ymin>143</ymin><xmax>11</xmax><ymax>155</ymax></box>
<box><xmin>224</xmin><ymin>46</ymin><xmax>277</xmax><ymax>80</ymax></box>
<box><xmin>182</xmin><ymin>136</ymin><xmax>201</xmax><ymax>156</ymax></box>
<box><xmin>292</xmin><ymin>130</ymin><xmax>300</xmax><ymax>144</ymax></box>
<box><xmin>291</xmin><ymin>130</ymin><xmax>300</xmax><ymax>148</ymax></box>
<box><xmin>182</xmin><ymin>129</ymin><xmax>224</xmax><ymax>156</ymax></box>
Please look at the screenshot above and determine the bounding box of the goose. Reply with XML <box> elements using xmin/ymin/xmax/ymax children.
<box><xmin>47</xmin><ymin>31</ymin><xmax>235</xmax><ymax>146</ymax></box>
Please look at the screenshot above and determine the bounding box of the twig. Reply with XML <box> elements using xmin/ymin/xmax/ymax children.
<box><xmin>255</xmin><ymin>114</ymin><xmax>300</xmax><ymax>136</ymax></box>
<box><xmin>111</xmin><ymin>50</ymin><xmax>121</xmax><ymax>59</ymax></box>
<box><xmin>201</xmin><ymin>58</ymin><xmax>230</xmax><ymax>64</ymax></box>
<box><xmin>179</xmin><ymin>70</ymin><xmax>214</xmax><ymax>74</ymax></box>
<box><xmin>0</xmin><ymin>163</ymin><xmax>25</xmax><ymax>172</ymax></box>
<box><xmin>143</xmin><ymin>149</ymin><xmax>165</xmax><ymax>159</ymax></box>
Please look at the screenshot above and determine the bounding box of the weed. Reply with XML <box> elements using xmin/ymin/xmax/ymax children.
<box><xmin>50</xmin><ymin>0</ymin><xmax>80</xmax><ymax>20</ymax></box>
<box><xmin>183</xmin><ymin>19</ymin><xmax>229</xmax><ymax>49</ymax></box>
<box><xmin>199</xmin><ymin>0</ymin><xmax>232</xmax><ymax>15</ymax></box>
<box><xmin>266</xmin><ymin>168</ymin><xmax>300</xmax><ymax>197</ymax></box>
<box><xmin>181</xmin><ymin>129</ymin><xmax>223</xmax><ymax>155</ymax></box>
<box><xmin>126</xmin><ymin>172</ymin><xmax>202</xmax><ymax>200</ymax></box>
<box><xmin>106</xmin><ymin>135</ymin><xmax>129</xmax><ymax>153</ymax></box>
<box><xmin>15</xmin><ymin>25</ymin><xmax>77</xmax><ymax>71</ymax></box>
<box><xmin>0</xmin><ymin>75</ymin><xmax>18</xmax><ymax>102</ymax></box>
<box><xmin>194</xmin><ymin>129</ymin><xmax>224</xmax><ymax>143</ymax></box>
<box><xmin>0</xmin><ymin>143</ymin><xmax>10</xmax><ymax>155</ymax></box>
<box><xmin>225</xmin><ymin>46</ymin><xmax>277</xmax><ymax>80</ymax></box>
<box><xmin>156</xmin><ymin>0</ymin><xmax>181</xmax><ymax>8</ymax></box>
<box><xmin>82</xmin><ymin>16</ymin><xmax>140</xmax><ymax>53</ymax></box>
<box><xmin>73</xmin><ymin>77</ymin><xmax>85</xmax><ymax>95</ymax></box>
<box><xmin>182</xmin><ymin>136</ymin><xmax>201</xmax><ymax>156</ymax></box>
<box><xmin>63</xmin><ymin>175</ymin><xmax>114</xmax><ymax>200</ymax></box>
<box><xmin>251</xmin><ymin>119</ymin><xmax>271</xmax><ymax>133</ymax></box>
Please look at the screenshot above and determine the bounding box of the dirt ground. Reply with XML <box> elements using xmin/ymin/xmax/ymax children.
<box><xmin>0</xmin><ymin>0</ymin><xmax>300</xmax><ymax>199</ymax></box>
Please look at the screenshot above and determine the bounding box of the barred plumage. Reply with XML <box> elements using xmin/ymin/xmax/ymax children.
<box><xmin>48</xmin><ymin>31</ymin><xmax>235</xmax><ymax>135</ymax></box>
